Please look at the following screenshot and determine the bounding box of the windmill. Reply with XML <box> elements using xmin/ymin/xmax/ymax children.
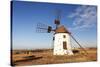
<box><xmin>36</xmin><ymin>9</ymin><xmax>88</xmax><ymax>55</ymax></box>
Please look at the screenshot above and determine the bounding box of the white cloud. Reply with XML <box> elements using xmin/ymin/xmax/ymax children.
<box><xmin>68</xmin><ymin>5</ymin><xmax>97</xmax><ymax>31</ymax></box>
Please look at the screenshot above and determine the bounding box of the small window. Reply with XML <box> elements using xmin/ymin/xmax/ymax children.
<box><xmin>63</xmin><ymin>41</ymin><xmax>67</xmax><ymax>49</ymax></box>
<box><xmin>63</xmin><ymin>35</ymin><xmax>66</xmax><ymax>38</ymax></box>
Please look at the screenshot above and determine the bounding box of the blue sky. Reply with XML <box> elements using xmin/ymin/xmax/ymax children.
<box><xmin>12</xmin><ymin>1</ymin><xmax>97</xmax><ymax>49</ymax></box>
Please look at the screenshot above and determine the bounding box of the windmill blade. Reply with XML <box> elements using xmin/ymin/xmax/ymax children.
<box><xmin>54</xmin><ymin>9</ymin><xmax>61</xmax><ymax>29</ymax></box>
<box><xmin>55</xmin><ymin>9</ymin><xmax>61</xmax><ymax>21</ymax></box>
<box><xmin>36</xmin><ymin>22</ymin><xmax>52</xmax><ymax>33</ymax></box>
<box><xmin>70</xmin><ymin>34</ymin><xmax>88</xmax><ymax>56</ymax></box>
<box><xmin>36</xmin><ymin>22</ymin><xmax>48</xmax><ymax>33</ymax></box>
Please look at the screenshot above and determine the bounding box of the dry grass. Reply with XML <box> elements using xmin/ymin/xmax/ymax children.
<box><xmin>11</xmin><ymin>48</ymin><xmax>97</xmax><ymax>66</ymax></box>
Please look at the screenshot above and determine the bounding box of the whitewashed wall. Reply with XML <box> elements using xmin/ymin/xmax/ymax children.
<box><xmin>53</xmin><ymin>33</ymin><xmax>73</xmax><ymax>55</ymax></box>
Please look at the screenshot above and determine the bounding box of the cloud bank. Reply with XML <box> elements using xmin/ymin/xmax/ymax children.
<box><xmin>68</xmin><ymin>5</ymin><xmax>97</xmax><ymax>31</ymax></box>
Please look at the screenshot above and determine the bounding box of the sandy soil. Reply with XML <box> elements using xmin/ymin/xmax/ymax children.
<box><xmin>11</xmin><ymin>48</ymin><xmax>97</xmax><ymax>66</ymax></box>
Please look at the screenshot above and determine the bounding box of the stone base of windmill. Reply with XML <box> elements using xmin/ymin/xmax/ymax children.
<box><xmin>53</xmin><ymin>50</ymin><xmax>73</xmax><ymax>55</ymax></box>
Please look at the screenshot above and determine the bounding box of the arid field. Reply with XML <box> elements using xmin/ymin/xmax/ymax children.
<box><xmin>11</xmin><ymin>48</ymin><xmax>97</xmax><ymax>66</ymax></box>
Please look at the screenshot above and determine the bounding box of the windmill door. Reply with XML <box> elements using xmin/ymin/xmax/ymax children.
<box><xmin>63</xmin><ymin>41</ymin><xmax>67</xmax><ymax>49</ymax></box>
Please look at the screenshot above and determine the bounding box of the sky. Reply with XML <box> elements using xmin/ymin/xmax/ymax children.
<box><xmin>12</xmin><ymin>1</ymin><xmax>97</xmax><ymax>49</ymax></box>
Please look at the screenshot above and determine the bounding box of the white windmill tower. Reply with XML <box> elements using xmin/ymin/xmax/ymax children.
<box><xmin>36</xmin><ymin>10</ymin><xmax>87</xmax><ymax>56</ymax></box>
<box><xmin>53</xmin><ymin>25</ymin><xmax>73</xmax><ymax>55</ymax></box>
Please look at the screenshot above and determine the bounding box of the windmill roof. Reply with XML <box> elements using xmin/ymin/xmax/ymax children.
<box><xmin>55</xmin><ymin>25</ymin><xmax>70</xmax><ymax>33</ymax></box>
